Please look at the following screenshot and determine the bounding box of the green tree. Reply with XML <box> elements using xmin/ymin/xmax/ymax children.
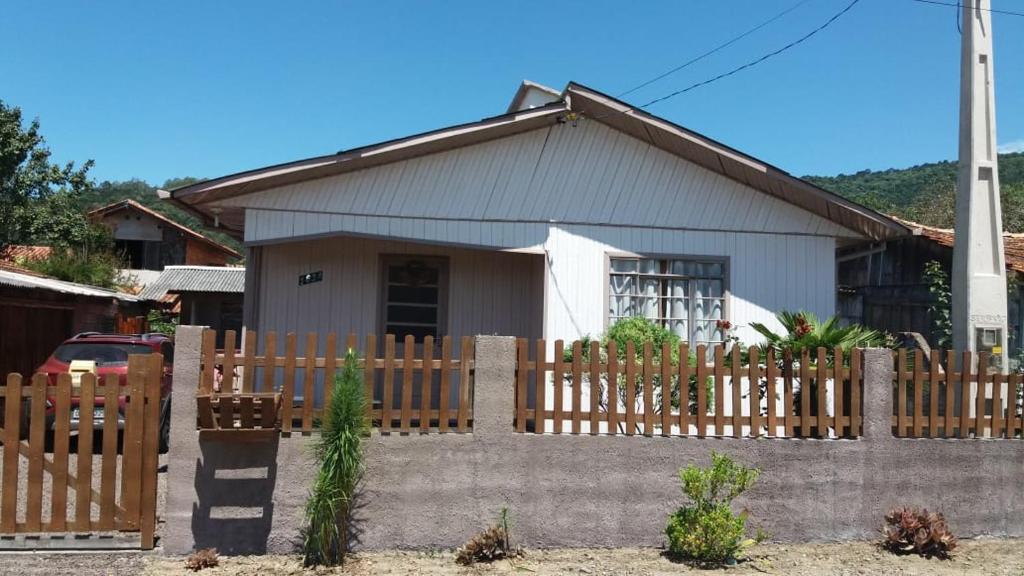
<box><xmin>0</xmin><ymin>100</ymin><xmax>93</xmax><ymax>248</ymax></box>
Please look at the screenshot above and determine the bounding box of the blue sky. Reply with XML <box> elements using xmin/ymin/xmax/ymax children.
<box><xmin>2</xmin><ymin>0</ymin><xmax>1022</xmax><ymax>185</ymax></box>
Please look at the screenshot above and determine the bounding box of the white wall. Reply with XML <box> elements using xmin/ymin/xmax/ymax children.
<box><xmin>100</xmin><ymin>212</ymin><xmax>163</xmax><ymax>241</ymax></box>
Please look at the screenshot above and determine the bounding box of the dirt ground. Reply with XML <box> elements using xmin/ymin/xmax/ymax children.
<box><xmin>2</xmin><ymin>538</ymin><xmax>1018</xmax><ymax>576</ymax></box>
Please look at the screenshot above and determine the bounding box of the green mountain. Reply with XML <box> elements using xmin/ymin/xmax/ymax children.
<box><xmin>81</xmin><ymin>178</ymin><xmax>243</xmax><ymax>255</ymax></box>
<box><xmin>805</xmin><ymin>152</ymin><xmax>1024</xmax><ymax>232</ymax></box>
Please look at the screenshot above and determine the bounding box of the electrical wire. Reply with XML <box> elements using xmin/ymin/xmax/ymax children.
<box><xmin>617</xmin><ymin>0</ymin><xmax>817</xmax><ymax>98</ymax></box>
<box><xmin>908</xmin><ymin>0</ymin><xmax>1024</xmax><ymax>17</ymax></box>
<box><xmin>633</xmin><ymin>0</ymin><xmax>863</xmax><ymax>110</ymax></box>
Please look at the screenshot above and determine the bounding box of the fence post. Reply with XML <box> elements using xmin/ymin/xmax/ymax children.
<box><xmin>472</xmin><ymin>336</ymin><xmax>517</xmax><ymax>437</ymax></box>
<box><xmin>861</xmin><ymin>348</ymin><xmax>893</xmax><ymax>442</ymax></box>
<box><xmin>164</xmin><ymin>325</ymin><xmax>205</xmax><ymax>555</ymax></box>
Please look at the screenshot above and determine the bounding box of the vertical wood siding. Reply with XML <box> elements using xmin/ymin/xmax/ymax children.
<box><xmin>229</xmin><ymin>120</ymin><xmax>860</xmax><ymax>244</ymax></box>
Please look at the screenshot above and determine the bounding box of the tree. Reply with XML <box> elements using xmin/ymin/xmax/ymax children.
<box><xmin>0</xmin><ymin>100</ymin><xmax>94</xmax><ymax>248</ymax></box>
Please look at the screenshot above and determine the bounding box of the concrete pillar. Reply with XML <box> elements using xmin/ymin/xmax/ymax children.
<box><xmin>471</xmin><ymin>336</ymin><xmax>517</xmax><ymax>437</ymax></box>
<box><xmin>163</xmin><ymin>325</ymin><xmax>205</xmax><ymax>555</ymax></box>
<box><xmin>861</xmin><ymin>348</ymin><xmax>893</xmax><ymax>442</ymax></box>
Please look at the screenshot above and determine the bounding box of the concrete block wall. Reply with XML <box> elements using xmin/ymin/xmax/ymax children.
<box><xmin>164</xmin><ymin>329</ymin><xmax>1024</xmax><ymax>555</ymax></box>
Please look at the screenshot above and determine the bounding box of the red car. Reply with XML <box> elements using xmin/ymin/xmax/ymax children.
<box><xmin>35</xmin><ymin>332</ymin><xmax>173</xmax><ymax>451</ymax></box>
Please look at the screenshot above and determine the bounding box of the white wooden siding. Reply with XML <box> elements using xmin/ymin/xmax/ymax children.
<box><xmin>226</xmin><ymin>120</ymin><xmax>860</xmax><ymax>245</ymax></box>
<box><xmin>254</xmin><ymin>236</ymin><xmax>544</xmax><ymax>341</ymax></box>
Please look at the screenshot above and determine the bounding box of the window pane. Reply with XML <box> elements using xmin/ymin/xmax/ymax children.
<box><xmin>667</xmin><ymin>297</ymin><xmax>687</xmax><ymax>320</ymax></box>
<box><xmin>387</xmin><ymin>305</ymin><xmax>437</xmax><ymax>325</ymax></box>
<box><xmin>609</xmin><ymin>274</ymin><xmax>634</xmax><ymax>297</ymax></box>
<box><xmin>668</xmin><ymin>319</ymin><xmax>687</xmax><ymax>339</ymax></box>
<box><xmin>610</xmin><ymin>259</ymin><xmax>637</xmax><ymax>273</ymax></box>
<box><xmin>694</xmin><ymin>279</ymin><xmax>723</xmax><ymax>298</ymax></box>
<box><xmin>639</xmin><ymin>297</ymin><xmax>659</xmax><ymax>319</ymax></box>
<box><xmin>387</xmin><ymin>285</ymin><xmax>439</xmax><ymax>304</ymax></box>
<box><xmin>609</xmin><ymin>295</ymin><xmax>634</xmax><ymax>317</ymax></box>
<box><xmin>639</xmin><ymin>259</ymin><xmax>658</xmax><ymax>274</ymax></box>
<box><xmin>640</xmin><ymin>279</ymin><xmax>659</xmax><ymax>299</ymax></box>
<box><xmin>693</xmin><ymin>298</ymin><xmax>724</xmax><ymax>321</ymax></box>
<box><xmin>386</xmin><ymin>325</ymin><xmax>436</xmax><ymax>341</ymax></box>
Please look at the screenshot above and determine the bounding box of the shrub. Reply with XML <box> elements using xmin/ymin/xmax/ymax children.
<box><xmin>184</xmin><ymin>548</ymin><xmax>219</xmax><ymax>571</ymax></box>
<box><xmin>302</xmin><ymin>349</ymin><xmax>368</xmax><ymax>567</ymax></box>
<box><xmin>665</xmin><ymin>452</ymin><xmax>760</xmax><ymax>566</ymax></box>
<box><xmin>882</xmin><ymin>506</ymin><xmax>957</xmax><ymax>559</ymax></box>
<box><xmin>455</xmin><ymin>508</ymin><xmax>522</xmax><ymax>566</ymax></box>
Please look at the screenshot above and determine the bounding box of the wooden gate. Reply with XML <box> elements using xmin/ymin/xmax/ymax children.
<box><xmin>0</xmin><ymin>354</ymin><xmax>161</xmax><ymax>549</ymax></box>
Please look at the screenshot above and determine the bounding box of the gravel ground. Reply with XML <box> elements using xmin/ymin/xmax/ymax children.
<box><xmin>1</xmin><ymin>539</ymin><xmax>1015</xmax><ymax>576</ymax></box>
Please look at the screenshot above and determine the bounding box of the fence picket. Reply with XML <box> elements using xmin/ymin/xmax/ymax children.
<box><xmin>945</xmin><ymin>350</ymin><xmax>957</xmax><ymax>437</ymax></box>
<box><xmin>201</xmin><ymin>329</ymin><xmax>216</xmax><ymax>394</ymax></box>
<box><xmin>25</xmin><ymin>373</ymin><xmax>46</xmax><ymax>532</ymax></box>
<box><xmin>714</xmin><ymin>346</ymin><xmax>725</xmax><ymax>436</ymax></box>
<box><xmin>553</xmin><ymin>340</ymin><xmax>565</xmax><ymax>434</ymax></box>
<box><xmin>401</xmin><ymin>335</ymin><xmax>415</xmax><ymax>433</ymax></box>
<box><xmin>98</xmin><ymin>374</ymin><xmax>119</xmax><ymax>530</ymax></box>
<box><xmin>992</xmin><ymin>371</ymin><xmax>1004</xmax><ymax>439</ymax></box>
<box><xmin>421</xmin><ymin>335</ymin><xmax>434</xmax><ymax>433</ymax></box>
<box><xmin>439</xmin><ymin>336</ymin><xmax>451</xmax><ymax>433</ymax></box>
<box><xmin>49</xmin><ymin>373</ymin><xmax>72</xmax><ymax>531</ymax></box>
<box><xmin>959</xmin><ymin>351</ymin><xmax>972</xmax><ymax>438</ymax></box>
<box><xmin>139</xmin><ymin>353</ymin><xmax>162</xmax><ymax>549</ymax></box>
<box><xmin>262</xmin><ymin>331</ymin><xmax>277</xmax><ymax>394</ymax></box>
<box><xmin>536</xmin><ymin>339</ymin><xmax>548</xmax><ymax>434</ymax></box>
<box><xmin>1</xmin><ymin>374</ymin><xmax>21</xmax><ymax>531</ymax></box>
<box><xmin>222</xmin><ymin>329</ymin><xmax>237</xmax><ymax>393</ymax></box>
<box><xmin>913</xmin><ymin>349</ymin><xmax>924</xmax><ymax>437</ymax></box>
<box><xmin>851</xmin><ymin>348</ymin><xmax>862</xmax><ymax>437</ymax></box>
<box><xmin>624</xmin><ymin>341</ymin><xmax>636</xmax><ymax>436</ymax></box>
<box><xmin>732</xmin><ymin>346</ymin><xmax>742</xmax><ymax>438</ymax></box>
<box><xmin>975</xmin><ymin>352</ymin><xmax>989</xmax><ymax>438</ymax></box>
<box><xmin>816</xmin><ymin>347</ymin><xmax>828</xmax><ymax>439</ymax></box>
<box><xmin>382</xmin><ymin>335</ymin><xmax>395</xmax><ymax>433</ymax></box>
<box><xmin>799</xmin><ymin>348</ymin><xmax>810</xmax><ymax>438</ymax></box>
<box><xmin>660</xmin><ymin>342</ymin><xmax>672</xmax><ymax>437</ymax></box>
<box><xmin>364</xmin><ymin>335</ymin><xmax>377</xmax><ymax>424</ymax></box>
<box><xmin>678</xmin><ymin>344</ymin><xmax>690</xmax><ymax>436</ymax></box>
<box><xmin>458</xmin><ymin>337</ymin><xmax>472</xmax><ymax>432</ymax></box>
<box><xmin>1009</xmin><ymin>373</ymin><xmax>1021</xmax><ymax>438</ymax></box>
<box><xmin>516</xmin><ymin>339</ymin><xmax>528</xmax><ymax>433</ymax></box>
<box><xmin>281</xmin><ymin>333</ymin><xmax>297</xmax><ymax>433</ymax></box>
<box><xmin>74</xmin><ymin>373</ymin><xmax>96</xmax><ymax>531</ymax></box>
<box><xmin>929</xmin><ymin>350</ymin><xmax>941</xmax><ymax>438</ymax></box>
<box><xmin>896</xmin><ymin>348</ymin><xmax>907</xmax><ymax>437</ymax></box>
<box><xmin>571</xmin><ymin>340</ymin><xmax>583</xmax><ymax>435</ymax></box>
<box><xmin>784</xmin><ymin>349</ymin><xmax>795</xmax><ymax>437</ymax></box>
<box><xmin>302</xmin><ymin>332</ymin><xmax>317</xmax><ymax>431</ymax></box>
<box><xmin>749</xmin><ymin>347</ymin><xmax>760</xmax><ymax>438</ymax></box>
<box><xmin>696</xmin><ymin>345</ymin><xmax>707</xmax><ymax>438</ymax></box>
<box><xmin>121</xmin><ymin>356</ymin><xmax>147</xmax><ymax>530</ymax></box>
<box><xmin>833</xmin><ymin>347</ymin><xmax>844</xmax><ymax>438</ymax></box>
<box><xmin>642</xmin><ymin>342</ymin><xmax>654</xmax><ymax>437</ymax></box>
<box><xmin>591</xmin><ymin>340</ymin><xmax>602</xmax><ymax>435</ymax></box>
<box><xmin>242</xmin><ymin>330</ymin><xmax>257</xmax><ymax>394</ymax></box>
<box><xmin>322</xmin><ymin>332</ymin><xmax>337</xmax><ymax>412</ymax></box>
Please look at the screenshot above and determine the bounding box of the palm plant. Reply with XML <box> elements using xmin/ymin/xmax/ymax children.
<box><xmin>302</xmin><ymin>349</ymin><xmax>368</xmax><ymax>567</ymax></box>
<box><xmin>750</xmin><ymin>310</ymin><xmax>886</xmax><ymax>359</ymax></box>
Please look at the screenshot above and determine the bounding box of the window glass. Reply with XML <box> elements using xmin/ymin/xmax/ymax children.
<box><xmin>609</xmin><ymin>257</ymin><xmax>727</xmax><ymax>348</ymax></box>
<box><xmin>52</xmin><ymin>343</ymin><xmax>154</xmax><ymax>366</ymax></box>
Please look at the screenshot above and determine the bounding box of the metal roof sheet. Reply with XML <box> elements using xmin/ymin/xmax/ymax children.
<box><xmin>0</xmin><ymin>267</ymin><xmax>142</xmax><ymax>302</ymax></box>
<box><xmin>138</xmin><ymin>266</ymin><xmax>245</xmax><ymax>300</ymax></box>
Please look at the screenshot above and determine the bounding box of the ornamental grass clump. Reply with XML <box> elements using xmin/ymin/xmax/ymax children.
<box><xmin>883</xmin><ymin>506</ymin><xmax>957</xmax><ymax>559</ymax></box>
<box><xmin>665</xmin><ymin>452</ymin><xmax>761</xmax><ymax>566</ymax></box>
<box><xmin>302</xmin><ymin>349</ymin><xmax>368</xmax><ymax>567</ymax></box>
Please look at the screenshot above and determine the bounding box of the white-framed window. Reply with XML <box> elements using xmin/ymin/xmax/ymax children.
<box><xmin>608</xmin><ymin>257</ymin><xmax>727</xmax><ymax>347</ymax></box>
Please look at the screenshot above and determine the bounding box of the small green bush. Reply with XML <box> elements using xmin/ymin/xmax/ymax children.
<box><xmin>665</xmin><ymin>452</ymin><xmax>760</xmax><ymax>566</ymax></box>
<box><xmin>302</xmin><ymin>349</ymin><xmax>368</xmax><ymax>567</ymax></box>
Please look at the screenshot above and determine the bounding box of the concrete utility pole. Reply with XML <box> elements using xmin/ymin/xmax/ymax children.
<box><xmin>951</xmin><ymin>0</ymin><xmax>1008</xmax><ymax>368</ymax></box>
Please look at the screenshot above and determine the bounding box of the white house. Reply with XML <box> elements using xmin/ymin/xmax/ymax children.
<box><xmin>165</xmin><ymin>81</ymin><xmax>908</xmax><ymax>354</ymax></box>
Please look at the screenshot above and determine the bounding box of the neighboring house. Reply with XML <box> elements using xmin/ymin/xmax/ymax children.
<box><xmin>165</xmin><ymin>81</ymin><xmax>908</xmax><ymax>354</ymax></box>
<box><xmin>89</xmin><ymin>199</ymin><xmax>241</xmax><ymax>271</ymax></box>
<box><xmin>838</xmin><ymin>217</ymin><xmax>1024</xmax><ymax>361</ymax></box>
<box><xmin>0</xmin><ymin>263</ymin><xmax>145</xmax><ymax>376</ymax></box>
<box><xmin>139</xmin><ymin>265</ymin><xmax>245</xmax><ymax>346</ymax></box>
<box><xmin>0</xmin><ymin>245</ymin><xmax>53</xmax><ymax>265</ymax></box>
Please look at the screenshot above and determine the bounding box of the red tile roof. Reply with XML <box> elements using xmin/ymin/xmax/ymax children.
<box><xmin>892</xmin><ymin>216</ymin><xmax>1024</xmax><ymax>273</ymax></box>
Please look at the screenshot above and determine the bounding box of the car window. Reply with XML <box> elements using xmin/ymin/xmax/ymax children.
<box><xmin>160</xmin><ymin>341</ymin><xmax>174</xmax><ymax>364</ymax></box>
<box><xmin>52</xmin><ymin>343</ymin><xmax>155</xmax><ymax>366</ymax></box>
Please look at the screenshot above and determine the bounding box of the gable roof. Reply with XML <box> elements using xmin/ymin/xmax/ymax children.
<box><xmin>89</xmin><ymin>199</ymin><xmax>241</xmax><ymax>259</ymax></box>
<box><xmin>893</xmin><ymin>216</ymin><xmax>1024</xmax><ymax>274</ymax></box>
<box><xmin>166</xmin><ymin>81</ymin><xmax>909</xmax><ymax>242</ymax></box>
<box><xmin>138</xmin><ymin>265</ymin><xmax>245</xmax><ymax>300</ymax></box>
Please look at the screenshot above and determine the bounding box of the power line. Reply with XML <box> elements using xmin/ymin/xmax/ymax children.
<box><xmin>907</xmin><ymin>0</ymin><xmax>1024</xmax><ymax>17</ymax></box>
<box><xmin>634</xmin><ymin>0</ymin><xmax>863</xmax><ymax>110</ymax></box>
<box><xmin>617</xmin><ymin>0</ymin><xmax>817</xmax><ymax>98</ymax></box>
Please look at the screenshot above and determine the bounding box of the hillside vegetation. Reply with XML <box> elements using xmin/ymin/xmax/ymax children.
<box><xmin>805</xmin><ymin>152</ymin><xmax>1024</xmax><ymax>232</ymax></box>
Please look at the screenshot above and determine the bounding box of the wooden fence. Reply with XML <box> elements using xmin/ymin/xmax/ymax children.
<box><xmin>514</xmin><ymin>340</ymin><xmax>863</xmax><ymax>438</ymax></box>
<box><xmin>894</xmin><ymin>349</ymin><xmax>1024</xmax><ymax>439</ymax></box>
<box><xmin>0</xmin><ymin>355</ymin><xmax>161</xmax><ymax>549</ymax></box>
<box><xmin>199</xmin><ymin>329</ymin><xmax>475</xmax><ymax>434</ymax></box>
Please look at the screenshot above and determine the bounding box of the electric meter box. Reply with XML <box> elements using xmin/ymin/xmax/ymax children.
<box><xmin>975</xmin><ymin>327</ymin><xmax>1004</xmax><ymax>370</ymax></box>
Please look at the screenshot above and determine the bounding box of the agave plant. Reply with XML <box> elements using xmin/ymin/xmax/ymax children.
<box><xmin>750</xmin><ymin>310</ymin><xmax>887</xmax><ymax>359</ymax></box>
<box><xmin>882</xmin><ymin>506</ymin><xmax>957</xmax><ymax>559</ymax></box>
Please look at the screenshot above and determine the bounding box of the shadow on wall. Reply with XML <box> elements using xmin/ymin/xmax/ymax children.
<box><xmin>192</xmin><ymin>438</ymin><xmax>279</xmax><ymax>554</ymax></box>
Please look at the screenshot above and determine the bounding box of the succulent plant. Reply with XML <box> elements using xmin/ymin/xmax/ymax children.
<box><xmin>882</xmin><ymin>506</ymin><xmax>957</xmax><ymax>559</ymax></box>
<box><xmin>455</xmin><ymin>508</ymin><xmax>523</xmax><ymax>566</ymax></box>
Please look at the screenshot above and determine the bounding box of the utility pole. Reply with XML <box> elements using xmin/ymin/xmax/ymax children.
<box><xmin>951</xmin><ymin>0</ymin><xmax>1008</xmax><ymax>368</ymax></box>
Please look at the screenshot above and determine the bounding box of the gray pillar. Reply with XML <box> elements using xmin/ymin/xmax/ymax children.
<box><xmin>163</xmin><ymin>325</ymin><xmax>205</xmax><ymax>555</ymax></box>
<box><xmin>472</xmin><ymin>336</ymin><xmax>517</xmax><ymax>437</ymax></box>
<box><xmin>861</xmin><ymin>348</ymin><xmax>893</xmax><ymax>443</ymax></box>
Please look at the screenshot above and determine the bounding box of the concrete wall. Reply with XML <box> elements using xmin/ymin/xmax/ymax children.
<box><xmin>164</xmin><ymin>328</ymin><xmax>1024</xmax><ymax>555</ymax></box>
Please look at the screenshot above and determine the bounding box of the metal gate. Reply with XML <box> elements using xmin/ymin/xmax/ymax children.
<box><xmin>0</xmin><ymin>354</ymin><xmax>161</xmax><ymax>549</ymax></box>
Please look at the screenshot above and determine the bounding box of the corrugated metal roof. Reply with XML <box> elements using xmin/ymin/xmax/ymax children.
<box><xmin>138</xmin><ymin>266</ymin><xmax>245</xmax><ymax>300</ymax></box>
<box><xmin>0</xmin><ymin>267</ymin><xmax>142</xmax><ymax>302</ymax></box>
